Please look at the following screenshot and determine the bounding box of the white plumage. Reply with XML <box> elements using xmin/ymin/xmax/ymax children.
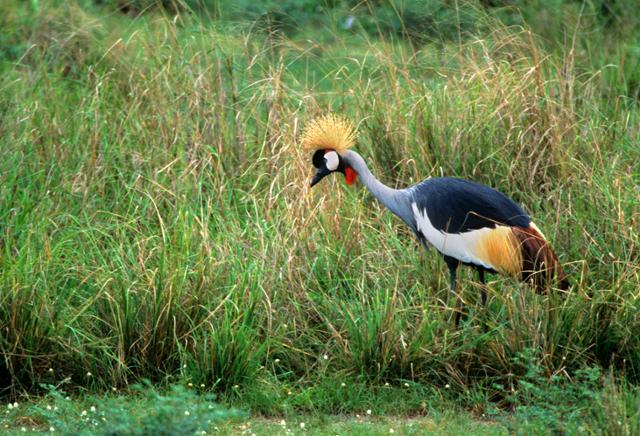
<box><xmin>324</xmin><ymin>151</ymin><xmax>339</xmax><ymax>171</ymax></box>
<box><xmin>412</xmin><ymin>203</ymin><xmax>496</xmax><ymax>271</ymax></box>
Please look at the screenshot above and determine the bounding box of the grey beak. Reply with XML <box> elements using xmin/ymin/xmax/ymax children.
<box><xmin>310</xmin><ymin>167</ymin><xmax>331</xmax><ymax>187</ymax></box>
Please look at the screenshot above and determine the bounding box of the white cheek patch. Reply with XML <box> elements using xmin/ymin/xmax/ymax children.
<box><xmin>324</xmin><ymin>151</ymin><xmax>339</xmax><ymax>171</ymax></box>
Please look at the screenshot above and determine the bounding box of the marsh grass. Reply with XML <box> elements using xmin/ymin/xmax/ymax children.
<box><xmin>0</xmin><ymin>0</ymin><xmax>639</xmax><ymax>429</ymax></box>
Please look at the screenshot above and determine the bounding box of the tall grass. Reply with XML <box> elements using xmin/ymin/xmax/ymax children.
<box><xmin>0</xmin><ymin>0</ymin><xmax>638</xmax><ymax>418</ymax></box>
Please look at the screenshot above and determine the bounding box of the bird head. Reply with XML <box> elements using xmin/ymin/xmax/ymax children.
<box><xmin>300</xmin><ymin>114</ymin><xmax>358</xmax><ymax>188</ymax></box>
<box><xmin>309</xmin><ymin>148</ymin><xmax>357</xmax><ymax>187</ymax></box>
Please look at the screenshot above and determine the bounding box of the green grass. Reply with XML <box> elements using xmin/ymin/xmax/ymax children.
<box><xmin>0</xmin><ymin>385</ymin><xmax>502</xmax><ymax>435</ymax></box>
<box><xmin>1</xmin><ymin>0</ymin><xmax>639</xmax><ymax>433</ymax></box>
<box><xmin>1</xmin><ymin>379</ymin><xmax>640</xmax><ymax>434</ymax></box>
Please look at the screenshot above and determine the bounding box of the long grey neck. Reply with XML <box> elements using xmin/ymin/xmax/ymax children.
<box><xmin>342</xmin><ymin>150</ymin><xmax>412</xmax><ymax>225</ymax></box>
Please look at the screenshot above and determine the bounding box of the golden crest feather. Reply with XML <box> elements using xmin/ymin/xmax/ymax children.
<box><xmin>300</xmin><ymin>114</ymin><xmax>357</xmax><ymax>155</ymax></box>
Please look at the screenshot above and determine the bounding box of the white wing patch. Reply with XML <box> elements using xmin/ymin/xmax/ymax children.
<box><xmin>325</xmin><ymin>151</ymin><xmax>339</xmax><ymax>171</ymax></box>
<box><xmin>412</xmin><ymin>203</ymin><xmax>497</xmax><ymax>270</ymax></box>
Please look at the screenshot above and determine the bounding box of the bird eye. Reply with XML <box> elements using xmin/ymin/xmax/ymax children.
<box><xmin>325</xmin><ymin>151</ymin><xmax>339</xmax><ymax>171</ymax></box>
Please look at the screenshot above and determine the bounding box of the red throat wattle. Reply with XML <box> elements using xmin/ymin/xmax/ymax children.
<box><xmin>345</xmin><ymin>166</ymin><xmax>357</xmax><ymax>185</ymax></box>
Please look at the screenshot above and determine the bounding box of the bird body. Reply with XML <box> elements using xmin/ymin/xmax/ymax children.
<box><xmin>406</xmin><ymin>177</ymin><xmax>532</xmax><ymax>275</ymax></box>
<box><xmin>301</xmin><ymin>115</ymin><xmax>569</xmax><ymax>324</ymax></box>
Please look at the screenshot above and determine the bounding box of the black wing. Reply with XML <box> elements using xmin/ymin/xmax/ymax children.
<box><xmin>409</xmin><ymin>177</ymin><xmax>531</xmax><ymax>233</ymax></box>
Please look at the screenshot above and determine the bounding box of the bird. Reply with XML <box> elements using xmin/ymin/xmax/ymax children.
<box><xmin>301</xmin><ymin>114</ymin><xmax>570</xmax><ymax>325</ymax></box>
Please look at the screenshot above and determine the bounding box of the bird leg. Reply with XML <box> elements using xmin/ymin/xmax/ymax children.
<box><xmin>477</xmin><ymin>267</ymin><xmax>487</xmax><ymax>307</ymax></box>
<box><xmin>445</xmin><ymin>256</ymin><xmax>462</xmax><ymax>327</ymax></box>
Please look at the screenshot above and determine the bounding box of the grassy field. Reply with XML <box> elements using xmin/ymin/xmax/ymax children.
<box><xmin>1</xmin><ymin>0</ymin><xmax>639</xmax><ymax>433</ymax></box>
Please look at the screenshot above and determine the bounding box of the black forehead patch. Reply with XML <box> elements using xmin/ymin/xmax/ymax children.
<box><xmin>312</xmin><ymin>149</ymin><xmax>326</xmax><ymax>168</ymax></box>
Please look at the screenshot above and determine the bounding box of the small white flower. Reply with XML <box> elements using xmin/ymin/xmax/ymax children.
<box><xmin>81</xmin><ymin>410</ymin><xmax>87</xmax><ymax>416</ymax></box>
<box><xmin>323</xmin><ymin>354</ymin><xmax>328</xmax><ymax>360</ymax></box>
<box><xmin>200</xmin><ymin>384</ymin><xmax>205</xmax><ymax>388</ymax></box>
<box><xmin>13</xmin><ymin>402</ymin><xmax>18</xmax><ymax>408</ymax></box>
<box><xmin>188</xmin><ymin>383</ymin><xmax>193</xmax><ymax>387</ymax></box>
<box><xmin>184</xmin><ymin>410</ymin><xmax>190</xmax><ymax>416</ymax></box>
<box><xmin>112</xmin><ymin>387</ymin><xmax>117</xmax><ymax>392</ymax></box>
<box><xmin>21</xmin><ymin>427</ymin><xmax>26</xmax><ymax>432</ymax></box>
<box><xmin>7</xmin><ymin>404</ymin><xmax>12</xmax><ymax>410</ymax></box>
<box><xmin>50</xmin><ymin>427</ymin><xmax>55</xmax><ymax>432</ymax></box>
<box><xmin>299</xmin><ymin>422</ymin><xmax>305</xmax><ymax>429</ymax></box>
<box><xmin>233</xmin><ymin>385</ymin><xmax>239</xmax><ymax>389</ymax></box>
<box><xmin>389</xmin><ymin>429</ymin><xmax>395</xmax><ymax>434</ymax></box>
<box><xmin>384</xmin><ymin>382</ymin><xmax>389</xmax><ymax>386</ymax></box>
<box><xmin>48</xmin><ymin>368</ymin><xmax>54</xmax><ymax>373</ymax></box>
<box><xmin>280</xmin><ymin>420</ymin><xmax>286</xmax><ymax>426</ymax></box>
<box><xmin>183</xmin><ymin>364</ymin><xmax>187</xmax><ymax>368</ymax></box>
<box><xmin>90</xmin><ymin>406</ymin><xmax>96</xmax><ymax>412</ymax></box>
<box><xmin>341</xmin><ymin>382</ymin><xmax>346</xmax><ymax>387</ymax></box>
<box><xmin>274</xmin><ymin>358</ymin><xmax>280</xmax><ymax>363</ymax></box>
<box><xmin>46</xmin><ymin>405</ymin><xmax>52</xmax><ymax>410</ymax></box>
<box><xmin>445</xmin><ymin>384</ymin><xmax>450</xmax><ymax>389</ymax></box>
<box><xmin>404</xmin><ymin>383</ymin><xmax>409</xmax><ymax>387</ymax></box>
<box><xmin>86</xmin><ymin>372</ymin><xmax>92</xmax><ymax>377</ymax></box>
<box><xmin>366</xmin><ymin>409</ymin><xmax>372</xmax><ymax>415</ymax></box>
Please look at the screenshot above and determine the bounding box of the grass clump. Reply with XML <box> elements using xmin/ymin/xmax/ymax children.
<box><xmin>2</xmin><ymin>382</ymin><xmax>242</xmax><ymax>435</ymax></box>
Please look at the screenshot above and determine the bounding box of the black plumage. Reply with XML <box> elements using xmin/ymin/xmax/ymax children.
<box><xmin>409</xmin><ymin>177</ymin><xmax>531</xmax><ymax>233</ymax></box>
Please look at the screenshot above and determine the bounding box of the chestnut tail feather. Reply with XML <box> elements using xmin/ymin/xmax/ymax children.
<box><xmin>512</xmin><ymin>226</ymin><xmax>570</xmax><ymax>292</ymax></box>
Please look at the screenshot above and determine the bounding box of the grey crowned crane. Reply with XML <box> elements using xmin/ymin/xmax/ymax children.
<box><xmin>302</xmin><ymin>114</ymin><xmax>569</xmax><ymax>325</ymax></box>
